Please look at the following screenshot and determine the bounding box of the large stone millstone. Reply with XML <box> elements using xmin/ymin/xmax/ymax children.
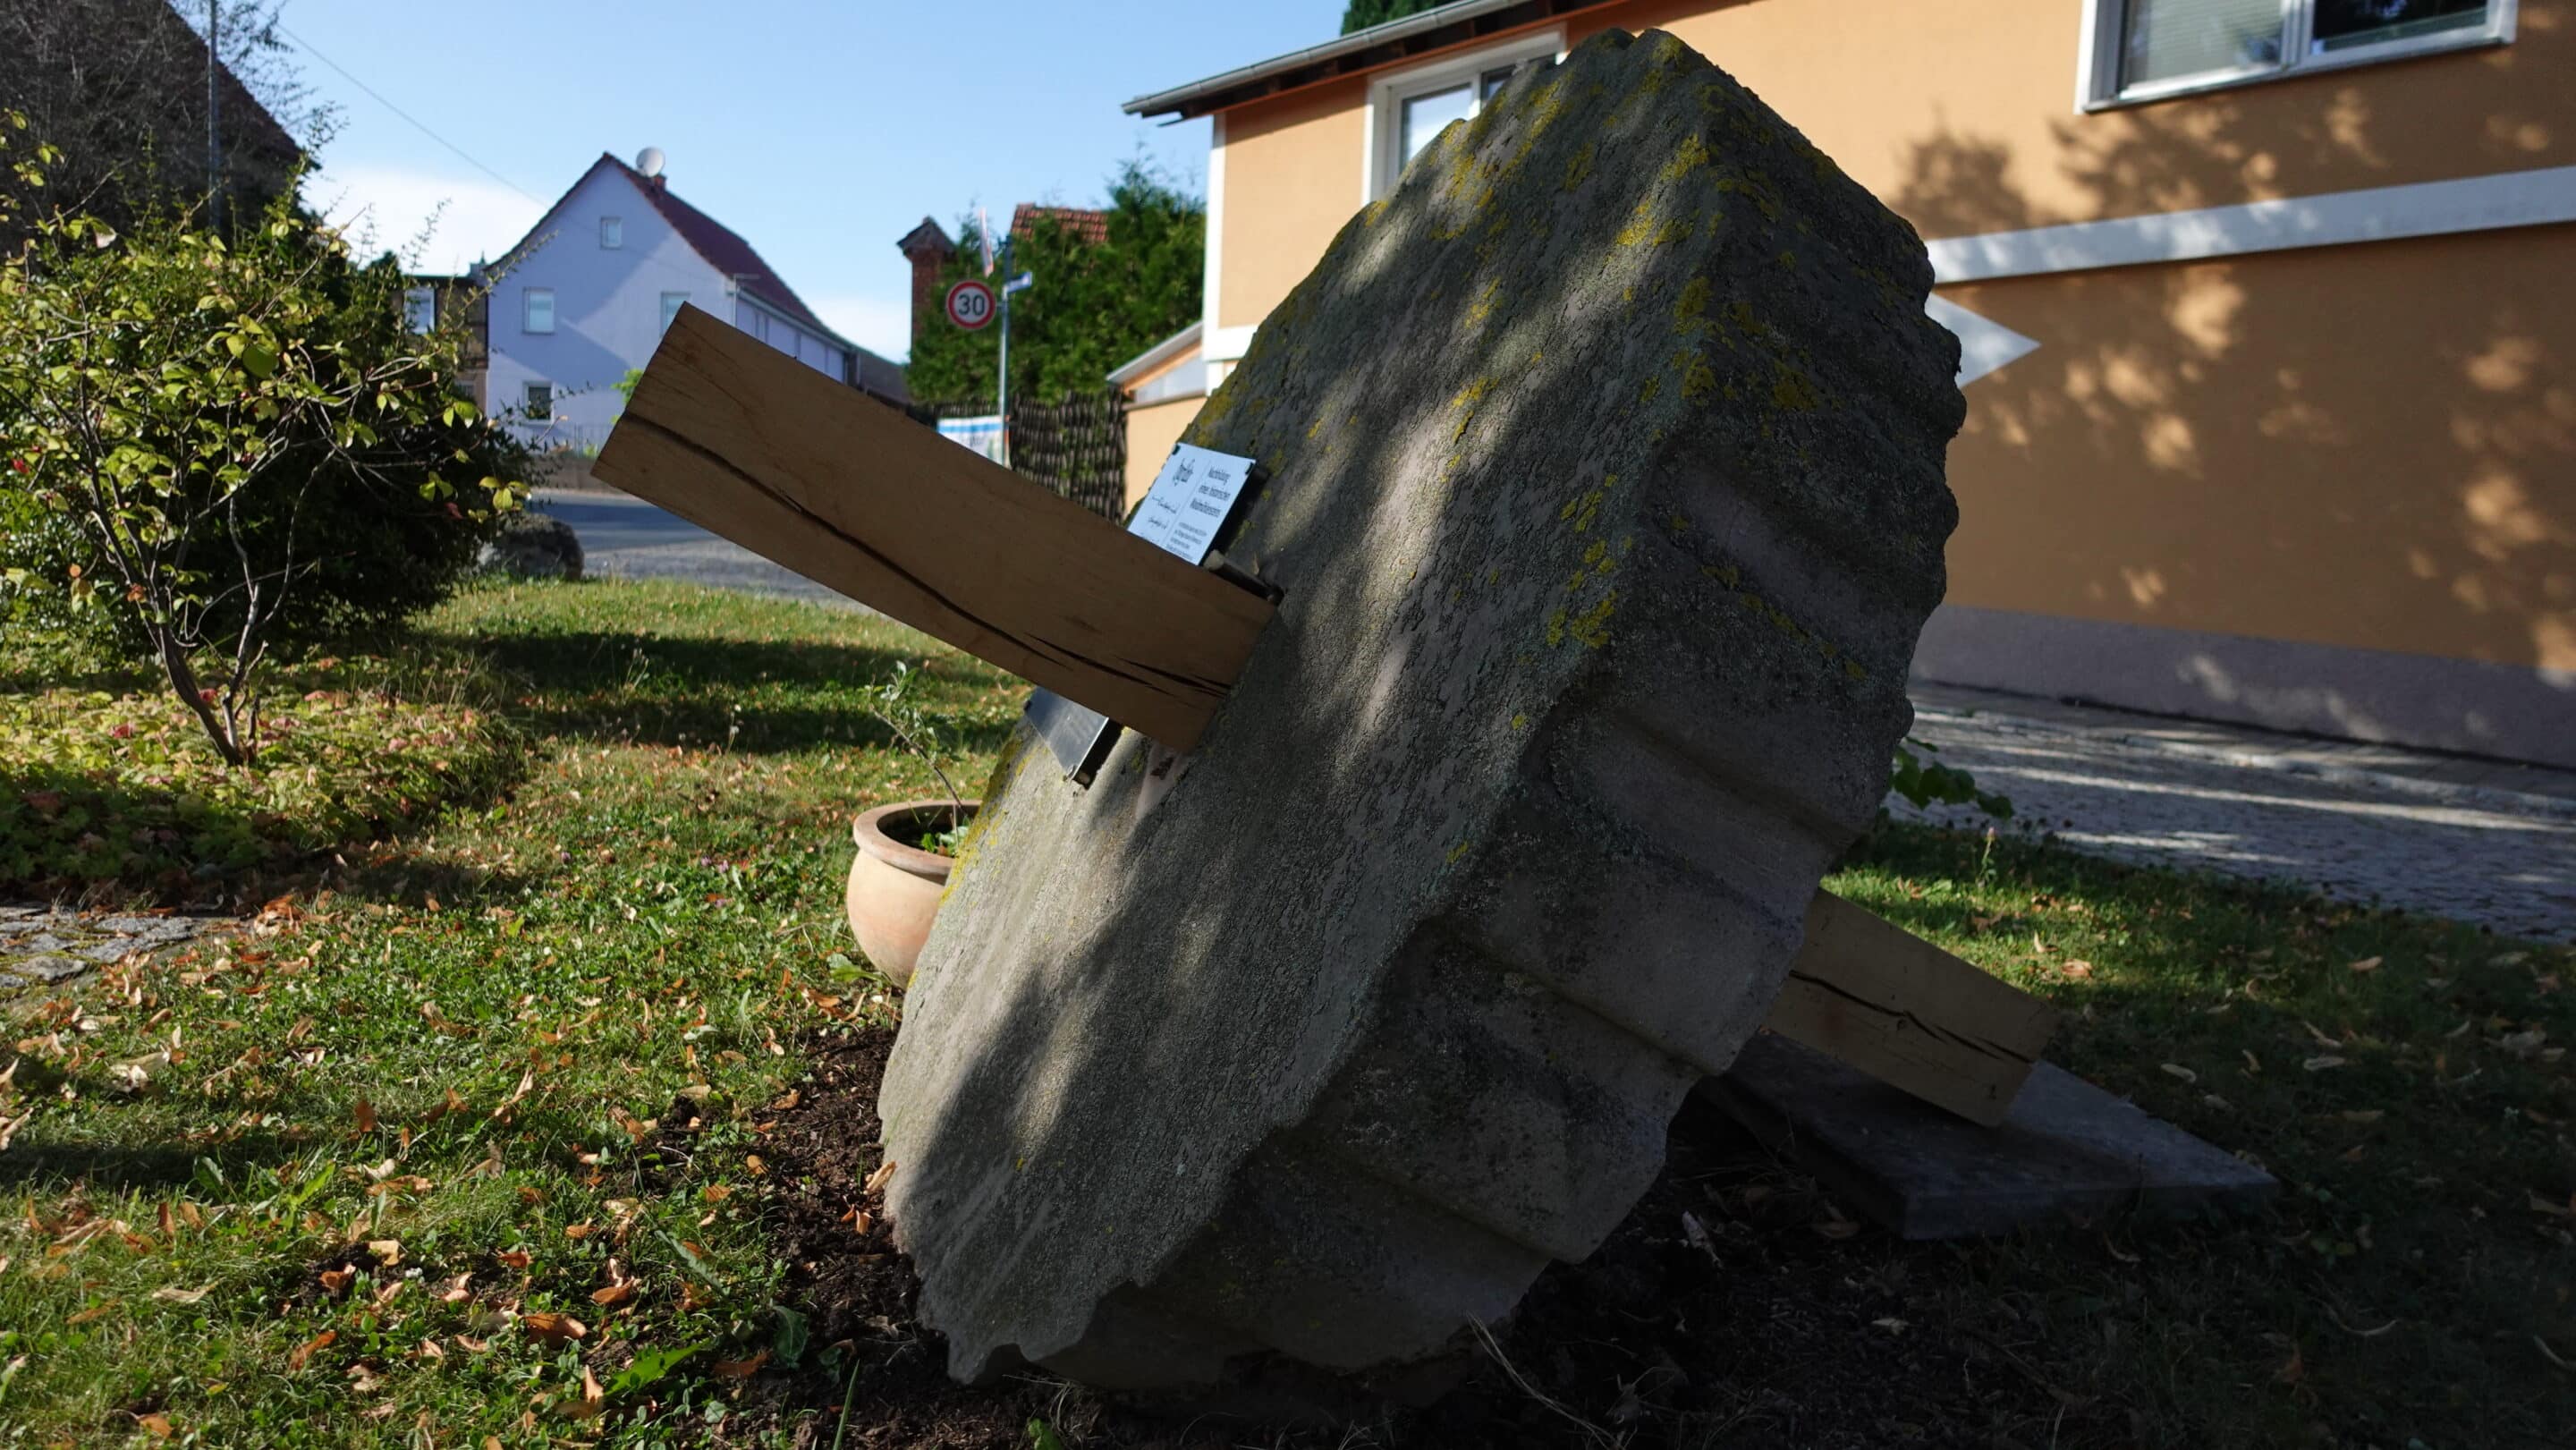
<box><xmin>878</xmin><ymin>28</ymin><xmax>1963</xmax><ymax>1389</ymax></box>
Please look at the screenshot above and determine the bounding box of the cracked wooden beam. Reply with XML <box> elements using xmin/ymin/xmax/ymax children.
<box><xmin>1760</xmin><ymin>890</ymin><xmax>2061</xmax><ymax>1126</ymax></box>
<box><xmin>592</xmin><ymin>305</ymin><xmax>1275</xmax><ymax>750</ymax></box>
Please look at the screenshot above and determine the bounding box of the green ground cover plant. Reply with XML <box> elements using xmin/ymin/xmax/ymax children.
<box><xmin>0</xmin><ymin>577</ymin><xmax>2565</xmax><ymax>1447</ymax></box>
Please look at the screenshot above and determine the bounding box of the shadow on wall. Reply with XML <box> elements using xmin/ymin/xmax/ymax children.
<box><xmin>1893</xmin><ymin>67</ymin><xmax>2574</xmax><ymax>750</ymax></box>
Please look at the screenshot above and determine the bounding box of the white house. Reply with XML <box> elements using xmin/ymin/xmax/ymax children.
<box><xmin>485</xmin><ymin>149</ymin><xmax>903</xmax><ymax>451</ymax></box>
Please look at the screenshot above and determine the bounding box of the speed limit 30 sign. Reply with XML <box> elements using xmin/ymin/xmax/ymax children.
<box><xmin>945</xmin><ymin>279</ymin><xmax>996</xmax><ymax>331</ymax></box>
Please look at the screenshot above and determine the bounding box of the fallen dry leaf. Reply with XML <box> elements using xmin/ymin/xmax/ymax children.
<box><xmin>367</xmin><ymin>1239</ymin><xmax>402</xmax><ymax>1268</ymax></box>
<box><xmin>2159</xmin><ymin>1062</ymin><xmax>2198</xmax><ymax>1083</ymax></box>
<box><xmin>2304</xmin><ymin>1056</ymin><xmax>2347</xmax><ymax>1072</ymax></box>
<box><xmin>318</xmin><ymin>1268</ymin><xmax>353</xmax><ymax>1295</ymax></box>
<box><xmin>65</xmin><ymin>1300</ymin><xmax>117</xmax><ymax>1325</ymax></box>
<box><xmin>712</xmin><ymin>1348</ymin><xmax>769</xmax><ymax>1378</ymax></box>
<box><xmin>136</xmin><ymin>1412</ymin><xmax>174</xmax><ymax>1439</ymax></box>
<box><xmin>862</xmin><ymin>1160</ymin><xmax>897</xmax><ymax>1196</ymax></box>
<box><xmin>563</xmin><ymin>1365</ymin><xmax>606</xmax><ymax>1420</ymax></box>
<box><xmin>419</xmin><ymin>1338</ymin><xmax>445</xmax><ymax>1361</ymax></box>
<box><xmin>287</xmin><ymin>1328</ymin><xmax>336</xmax><ymax>1371</ymax></box>
<box><xmin>353</xmin><ymin>1099</ymin><xmax>377</xmax><ymax>1132</ymax></box>
<box><xmin>151</xmin><ymin>1285</ymin><xmax>211</xmax><ymax>1304</ymax></box>
<box><xmin>591</xmin><ymin>1282</ymin><xmax>634</xmax><ymax>1307</ymax></box>
<box><xmin>2348</xmin><ymin>956</ymin><xmax>2383</xmax><ymax>973</ymax></box>
<box><xmin>563</xmin><ymin>1223</ymin><xmax>595</xmax><ymax>1242</ymax></box>
<box><xmin>495</xmin><ymin>1250</ymin><xmax>531</xmax><ymax>1270</ymax></box>
<box><xmin>2062</xmin><ymin>959</ymin><xmax>2094</xmax><ymax>979</ymax></box>
<box><xmin>744</xmin><ymin>1154</ymin><xmax>767</xmax><ymax>1176</ymax></box>
<box><xmin>521</xmin><ymin>1311</ymin><xmax>586</xmax><ymax>1344</ymax></box>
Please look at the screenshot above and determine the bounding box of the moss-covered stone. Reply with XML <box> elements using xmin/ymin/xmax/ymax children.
<box><xmin>878</xmin><ymin>27</ymin><xmax>1962</xmax><ymax>1394</ymax></box>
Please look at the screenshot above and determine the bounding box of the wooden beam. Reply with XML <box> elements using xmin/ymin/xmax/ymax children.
<box><xmin>592</xmin><ymin>306</ymin><xmax>1275</xmax><ymax>750</ymax></box>
<box><xmin>1759</xmin><ymin>892</ymin><xmax>2061</xmax><ymax>1127</ymax></box>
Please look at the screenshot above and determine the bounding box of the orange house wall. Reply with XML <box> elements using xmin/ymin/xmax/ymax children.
<box><xmin>1202</xmin><ymin>0</ymin><xmax>2576</xmax><ymax>685</ymax></box>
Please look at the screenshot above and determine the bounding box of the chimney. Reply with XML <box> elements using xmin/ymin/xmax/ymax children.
<box><xmin>897</xmin><ymin>217</ymin><xmax>957</xmax><ymax>341</ymax></box>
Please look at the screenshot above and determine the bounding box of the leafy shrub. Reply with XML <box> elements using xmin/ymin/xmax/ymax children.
<box><xmin>0</xmin><ymin>114</ymin><xmax>524</xmax><ymax>763</ymax></box>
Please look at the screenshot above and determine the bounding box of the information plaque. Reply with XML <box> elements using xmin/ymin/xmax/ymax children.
<box><xmin>1024</xmin><ymin>444</ymin><xmax>1261</xmax><ymax>784</ymax></box>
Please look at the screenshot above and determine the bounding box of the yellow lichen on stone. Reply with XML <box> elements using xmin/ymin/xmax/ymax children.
<box><xmin>1559</xmin><ymin>477</ymin><xmax>1609</xmax><ymax>533</ymax></box>
<box><xmin>1714</xmin><ymin>175</ymin><xmax>1782</xmax><ymax>221</ymax></box>
<box><xmin>1565</xmin><ymin>591</ymin><xmax>1619</xmax><ymax>649</ymax></box>
<box><xmin>1770</xmin><ymin>362</ymin><xmax>1822</xmax><ymax>411</ymax></box>
<box><xmin>1614</xmin><ymin>201</ymin><xmax>1659</xmax><ymax>247</ymax></box>
<box><xmin>1664</xmin><ymin>133</ymin><xmax>1710</xmax><ymax>182</ymax></box>
<box><xmin>1464</xmin><ymin>277</ymin><xmax>1503</xmax><ymax>329</ymax></box>
<box><xmin>1545</xmin><ymin>607</ymin><xmax>1568</xmax><ymax>647</ymax></box>
<box><xmin>1667</xmin><ymin>513</ymin><xmax>1690</xmax><ymax>537</ymax></box>
<box><xmin>1680</xmin><ymin>352</ymin><xmax>1718</xmax><ymax>400</ymax></box>
<box><xmin>1511</xmin><ymin>712</ymin><xmax>1528</xmax><ymax>731</ymax></box>
<box><xmin>1672</xmin><ymin>276</ymin><xmax>1712</xmax><ymax>336</ymax></box>
<box><xmin>1446</xmin><ymin>840</ymin><xmax>1473</xmax><ymax>864</ymax></box>
<box><xmin>1449</xmin><ymin>376</ymin><xmax>1494</xmax><ymax>442</ymax></box>
<box><xmin>1639</xmin><ymin>375</ymin><xmax>1663</xmax><ymax>403</ymax></box>
<box><xmin>1563</xmin><ymin>142</ymin><xmax>1596</xmax><ymax>191</ymax></box>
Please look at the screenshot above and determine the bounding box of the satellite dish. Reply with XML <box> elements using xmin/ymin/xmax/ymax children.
<box><xmin>635</xmin><ymin>147</ymin><xmax>665</xmax><ymax>179</ymax></box>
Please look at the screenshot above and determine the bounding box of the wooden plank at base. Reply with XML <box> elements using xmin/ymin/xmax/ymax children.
<box><xmin>592</xmin><ymin>306</ymin><xmax>1275</xmax><ymax>750</ymax></box>
<box><xmin>1758</xmin><ymin>891</ymin><xmax>2061</xmax><ymax>1127</ymax></box>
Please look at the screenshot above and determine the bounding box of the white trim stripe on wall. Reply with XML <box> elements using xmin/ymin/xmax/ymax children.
<box><xmin>1927</xmin><ymin>164</ymin><xmax>2576</xmax><ymax>284</ymax></box>
<box><xmin>1197</xmin><ymin>164</ymin><xmax>2576</xmax><ymax>366</ymax></box>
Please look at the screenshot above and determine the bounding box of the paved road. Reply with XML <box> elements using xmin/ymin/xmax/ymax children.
<box><xmin>534</xmin><ymin>489</ymin><xmax>2576</xmax><ymax>944</ymax></box>
<box><xmin>538</xmin><ymin>488</ymin><xmax>865</xmax><ymax>611</ymax></box>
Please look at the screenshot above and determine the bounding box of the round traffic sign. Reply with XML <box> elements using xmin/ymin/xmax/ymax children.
<box><xmin>945</xmin><ymin>279</ymin><xmax>996</xmax><ymax>331</ymax></box>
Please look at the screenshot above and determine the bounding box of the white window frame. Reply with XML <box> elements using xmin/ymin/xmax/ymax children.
<box><xmin>599</xmin><ymin>215</ymin><xmax>623</xmax><ymax>249</ymax></box>
<box><xmin>659</xmin><ymin>291</ymin><xmax>690</xmax><ymax>331</ymax></box>
<box><xmin>402</xmin><ymin>285</ymin><xmax>436</xmax><ymax>334</ymax></box>
<box><xmin>2079</xmin><ymin>0</ymin><xmax>2515</xmax><ymax>111</ymax></box>
<box><xmin>1361</xmin><ymin>28</ymin><xmax>1564</xmax><ymax>203</ymax></box>
<box><xmin>522</xmin><ymin>382</ymin><xmax>553</xmax><ymax>420</ymax></box>
<box><xmin>522</xmin><ymin>287</ymin><xmax>555</xmax><ymax>335</ymax></box>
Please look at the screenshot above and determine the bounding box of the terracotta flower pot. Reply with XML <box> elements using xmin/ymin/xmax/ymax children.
<box><xmin>845</xmin><ymin>799</ymin><xmax>977</xmax><ymax>987</ymax></box>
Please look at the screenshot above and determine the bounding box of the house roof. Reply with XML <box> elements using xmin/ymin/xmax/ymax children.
<box><xmin>1106</xmin><ymin>322</ymin><xmax>1202</xmax><ymax>387</ymax></box>
<box><xmin>499</xmin><ymin>153</ymin><xmax>905</xmax><ymax>397</ymax></box>
<box><xmin>1122</xmin><ymin>0</ymin><xmax>1618</xmax><ymax>120</ymax></box>
<box><xmin>896</xmin><ymin>216</ymin><xmax>955</xmax><ymax>257</ymax></box>
<box><xmin>1011</xmin><ymin>204</ymin><xmax>1109</xmax><ymax>247</ymax></box>
<box><xmin>594</xmin><ymin>153</ymin><xmax>841</xmax><ymax>340</ymax></box>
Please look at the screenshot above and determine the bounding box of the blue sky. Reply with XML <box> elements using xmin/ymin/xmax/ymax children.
<box><xmin>277</xmin><ymin>2</ymin><xmax>1345</xmax><ymax>361</ymax></box>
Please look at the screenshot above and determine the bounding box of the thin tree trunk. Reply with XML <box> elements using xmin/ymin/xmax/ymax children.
<box><xmin>156</xmin><ymin>633</ymin><xmax>242</xmax><ymax>767</ymax></box>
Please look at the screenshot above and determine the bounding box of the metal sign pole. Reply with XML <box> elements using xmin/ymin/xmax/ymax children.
<box><xmin>996</xmin><ymin>238</ymin><xmax>1013</xmax><ymax>471</ymax></box>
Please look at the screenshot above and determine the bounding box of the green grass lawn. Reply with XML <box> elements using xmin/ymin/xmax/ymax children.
<box><xmin>1</xmin><ymin>579</ymin><xmax>2568</xmax><ymax>1448</ymax></box>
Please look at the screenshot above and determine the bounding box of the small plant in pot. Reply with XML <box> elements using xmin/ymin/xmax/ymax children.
<box><xmin>845</xmin><ymin>663</ymin><xmax>979</xmax><ymax>987</ymax></box>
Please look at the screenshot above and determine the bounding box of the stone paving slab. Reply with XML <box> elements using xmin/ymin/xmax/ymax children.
<box><xmin>1897</xmin><ymin>692</ymin><xmax>2576</xmax><ymax>944</ymax></box>
<box><xmin>0</xmin><ymin>908</ymin><xmax>218</xmax><ymax>996</ymax></box>
<box><xmin>1705</xmin><ymin>1034</ymin><xmax>2276</xmax><ymax>1240</ymax></box>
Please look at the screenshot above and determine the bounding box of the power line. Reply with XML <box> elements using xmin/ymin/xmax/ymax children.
<box><xmin>275</xmin><ymin>21</ymin><xmax>543</xmax><ymax>203</ymax></box>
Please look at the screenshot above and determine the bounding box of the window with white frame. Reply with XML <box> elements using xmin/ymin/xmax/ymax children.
<box><xmin>659</xmin><ymin>291</ymin><xmax>690</xmax><ymax>331</ymax></box>
<box><xmin>523</xmin><ymin>382</ymin><xmax>553</xmax><ymax>420</ymax></box>
<box><xmin>600</xmin><ymin>216</ymin><xmax>623</xmax><ymax>249</ymax></box>
<box><xmin>402</xmin><ymin>285</ymin><xmax>436</xmax><ymax>334</ymax></box>
<box><xmin>522</xmin><ymin>287</ymin><xmax>555</xmax><ymax>334</ymax></box>
<box><xmin>1365</xmin><ymin>30</ymin><xmax>1563</xmax><ymax>201</ymax></box>
<box><xmin>2083</xmin><ymin>0</ymin><xmax>2512</xmax><ymax>106</ymax></box>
